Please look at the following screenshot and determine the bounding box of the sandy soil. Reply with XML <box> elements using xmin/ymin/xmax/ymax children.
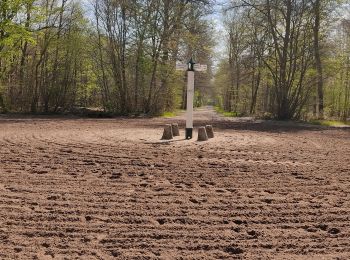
<box><xmin>0</xmin><ymin>107</ymin><xmax>349</xmax><ymax>259</ymax></box>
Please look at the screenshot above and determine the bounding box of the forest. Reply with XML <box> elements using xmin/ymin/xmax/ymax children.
<box><xmin>0</xmin><ymin>0</ymin><xmax>349</xmax><ymax>120</ymax></box>
<box><xmin>215</xmin><ymin>0</ymin><xmax>350</xmax><ymax>120</ymax></box>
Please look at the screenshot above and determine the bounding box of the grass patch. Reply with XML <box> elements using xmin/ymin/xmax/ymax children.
<box><xmin>309</xmin><ymin>120</ymin><xmax>350</xmax><ymax>127</ymax></box>
<box><xmin>161</xmin><ymin>110</ymin><xmax>184</xmax><ymax>118</ymax></box>
<box><xmin>161</xmin><ymin>111</ymin><xmax>176</xmax><ymax>117</ymax></box>
<box><xmin>214</xmin><ymin>106</ymin><xmax>238</xmax><ymax>117</ymax></box>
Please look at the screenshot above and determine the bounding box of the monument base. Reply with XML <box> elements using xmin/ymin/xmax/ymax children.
<box><xmin>185</xmin><ymin>128</ymin><xmax>193</xmax><ymax>139</ymax></box>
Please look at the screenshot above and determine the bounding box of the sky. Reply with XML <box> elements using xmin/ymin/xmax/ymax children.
<box><xmin>210</xmin><ymin>0</ymin><xmax>229</xmax><ymax>65</ymax></box>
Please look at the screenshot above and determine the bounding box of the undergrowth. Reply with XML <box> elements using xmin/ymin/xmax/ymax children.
<box><xmin>214</xmin><ymin>106</ymin><xmax>238</xmax><ymax>117</ymax></box>
<box><xmin>309</xmin><ymin>120</ymin><xmax>350</xmax><ymax>127</ymax></box>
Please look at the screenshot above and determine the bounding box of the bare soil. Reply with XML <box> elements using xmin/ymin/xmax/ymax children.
<box><xmin>0</xmin><ymin>107</ymin><xmax>349</xmax><ymax>259</ymax></box>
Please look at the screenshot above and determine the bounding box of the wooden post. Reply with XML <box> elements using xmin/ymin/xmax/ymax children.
<box><xmin>176</xmin><ymin>59</ymin><xmax>207</xmax><ymax>140</ymax></box>
<box><xmin>186</xmin><ymin>70</ymin><xmax>194</xmax><ymax>139</ymax></box>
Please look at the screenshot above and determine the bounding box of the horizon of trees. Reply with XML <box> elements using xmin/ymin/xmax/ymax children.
<box><xmin>214</xmin><ymin>0</ymin><xmax>350</xmax><ymax>120</ymax></box>
<box><xmin>0</xmin><ymin>0</ymin><xmax>214</xmax><ymax>115</ymax></box>
<box><xmin>0</xmin><ymin>0</ymin><xmax>349</xmax><ymax>121</ymax></box>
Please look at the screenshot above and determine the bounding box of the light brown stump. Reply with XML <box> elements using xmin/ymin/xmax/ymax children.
<box><xmin>171</xmin><ymin>123</ymin><xmax>180</xmax><ymax>136</ymax></box>
<box><xmin>197</xmin><ymin>127</ymin><xmax>208</xmax><ymax>141</ymax></box>
<box><xmin>205</xmin><ymin>125</ymin><xmax>214</xmax><ymax>138</ymax></box>
<box><xmin>161</xmin><ymin>124</ymin><xmax>173</xmax><ymax>140</ymax></box>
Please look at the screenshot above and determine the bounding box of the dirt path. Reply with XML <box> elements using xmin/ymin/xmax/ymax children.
<box><xmin>0</xmin><ymin>107</ymin><xmax>349</xmax><ymax>259</ymax></box>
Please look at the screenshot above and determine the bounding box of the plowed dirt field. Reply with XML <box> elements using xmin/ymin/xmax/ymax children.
<box><xmin>0</xmin><ymin>107</ymin><xmax>349</xmax><ymax>259</ymax></box>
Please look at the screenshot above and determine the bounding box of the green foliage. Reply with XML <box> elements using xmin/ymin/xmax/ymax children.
<box><xmin>161</xmin><ymin>109</ymin><xmax>185</xmax><ymax>118</ymax></box>
<box><xmin>309</xmin><ymin>120</ymin><xmax>350</xmax><ymax>127</ymax></box>
<box><xmin>215</xmin><ymin>0</ymin><xmax>349</xmax><ymax>121</ymax></box>
<box><xmin>161</xmin><ymin>111</ymin><xmax>177</xmax><ymax>118</ymax></box>
<box><xmin>214</xmin><ymin>106</ymin><xmax>238</xmax><ymax>117</ymax></box>
<box><xmin>0</xmin><ymin>0</ymin><xmax>34</xmax><ymax>51</ymax></box>
<box><xmin>0</xmin><ymin>0</ymin><xmax>212</xmax><ymax>114</ymax></box>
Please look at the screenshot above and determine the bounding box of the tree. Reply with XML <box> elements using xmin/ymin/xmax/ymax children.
<box><xmin>0</xmin><ymin>0</ymin><xmax>33</xmax><ymax>111</ymax></box>
<box><xmin>93</xmin><ymin>0</ymin><xmax>213</xmax><ymax>115</ymax></box>
<box><xmin>312</xmin><ymin>0</ymin><xmax>324</xmax><ymax>119</ymax></box>
<box><xmin>218</xmin><ymin>0</ymin><xmax>328</xmax><ymax>120</ymax></box>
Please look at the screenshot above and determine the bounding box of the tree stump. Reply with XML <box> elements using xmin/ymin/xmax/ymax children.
<box><xmin>205</xmin><ymin>125</ymin><xmax>214</xmax><ymax>138</ymax></box>
<box><xmin>171</xmin><ymin>123</ymin><xmax>180</xmax><ymax>136</ymax></box>
<box><xmin>161</xmin><ymin>124</ymin><xmax>173</xmax><ymax>140</ymax></box>
<box><xmin>197</xmin><ymin>127</ymin><xmax>208</xmax><ymax>141</ymax></box>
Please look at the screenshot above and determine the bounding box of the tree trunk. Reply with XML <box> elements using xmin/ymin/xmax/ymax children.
<box><xmin>313</xmin><ymin>0</ymin><xmax>324</xmax><ymax>119</ymax></box>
